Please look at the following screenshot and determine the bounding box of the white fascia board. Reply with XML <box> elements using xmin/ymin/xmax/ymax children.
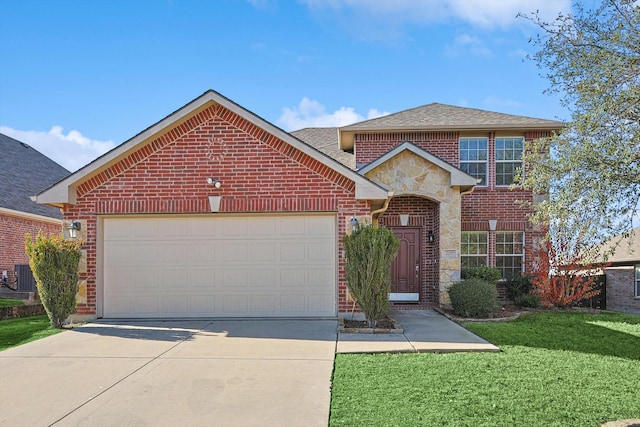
<box><xmin>0</xmin><ymin>207</ymin><xmax>63</xmax><ymax>224</ymax></box>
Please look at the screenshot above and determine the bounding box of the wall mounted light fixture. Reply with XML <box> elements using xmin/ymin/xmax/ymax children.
<box><xmin>427</xmin><ymin>230</ymin><xmax>435</xmax><ymax>243</ymax></box>
<box><xmin>350</xmin><ymin>216</ymin><xmax>359</xmax><ymax>232</ymax></box>
<box><xmin>68</xmin><ymin>221</ymin><xmax>81</xmax><ymax>239</ymax></box>
<box><xmin>206</xmin><ymin>177</ymin><xmax>222</xmax><ymax>188</ymax></box>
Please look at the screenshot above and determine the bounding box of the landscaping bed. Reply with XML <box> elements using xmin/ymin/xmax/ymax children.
<box><xmin>338</xmin><ymin>317</ymin><xmax>403</xmax><ymax>334</ymax></box>
<box><xmin>0</xmin><ymin>303</ymin><xmax>46</xmax><ymax>320</ymax></box>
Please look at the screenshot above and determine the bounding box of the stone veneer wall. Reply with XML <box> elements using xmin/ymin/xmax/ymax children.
<box><xmin>605</xmin><ymin>266</ymin><xmax>640</xmax><ymax>313</ymax></box>
<box><xmin>364</xmin><ymin>151</ymin><xmax>463</xmax><ymax>305</ymax></box>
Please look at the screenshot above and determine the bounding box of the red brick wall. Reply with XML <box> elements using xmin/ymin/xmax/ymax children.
<box><xmin>355</xmin><ymin>130</ymin><xmax>550</xmax><ymax>273</ymax></box>
<box><xmin>378</xmin><ymin>196</ymin><xmax>439</xmax><ymax>304</ymax></box>
<box><xmin>0</xmin><ymin>212</ymin><xmax>61</xmax><ymax>280</ymax></box>
<box><xmin>64</xmin><ymin>104</ymin><xmax>369</xmax><ymax>316</ymax></box>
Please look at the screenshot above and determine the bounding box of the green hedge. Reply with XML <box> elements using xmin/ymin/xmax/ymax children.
<box><xmin>448</xmin><ymin>279</ymin><xmax>500</xmax><ymax>318</ymax></box>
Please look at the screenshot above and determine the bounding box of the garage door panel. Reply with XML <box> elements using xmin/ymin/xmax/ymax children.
<box><xmin>187</xmin><ymin>243</ymin><xmax>216</xmax><ymax>263</ymax></box>
<box><xmin>280</xmin><ymin>242</ymin><xmax>306</xmax><ymax>261</ymax></box>
<box><xmin>309</xmin><ymin>242</ymin><xmax>334</xmax><ymax>262</ymax></box>
<box><xmin>163</xmin><ymin>295</ymin><xmax>188</xmax><ymax>314</ymax></box>
<box><xmin>103</xmin><ymin>215</ymin><xmax>336</xmax><ymax>318</ymax></box>
<box><xmin>250</xmin><ymin>269</ymin><xmax>276</xmax><ymax>287</ymax></box>
<box><xmin>187</xmin><ymin>295</ymin><xmax>216</xmax><ymax>313</ymax></box>
<box><xmin>161</xmin><ymin>245</ymin><xmax>188</xmax><ymax>263</ymax></box>
<box><xmin>222</xmin><ymin>242</ymin><xmax>249</xmax><ymax>262</ymax></box>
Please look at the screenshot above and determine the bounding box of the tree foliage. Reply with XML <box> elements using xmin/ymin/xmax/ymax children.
<box><xmin>519</xmin><ymin>1</ymin><xmax>640</xmax><ymax>247</ymax></box>
<box><xmin>25</xmin><ymin>232</ymin><xmax>82</xmax><ymax>328</ymax></box>
<box><xmin>527</xmin><ymin>233</ymin><xmax>605</xmax><ymax>308</ymax></box>
<box><xmin>343</xmin><ymin>224</ymin><xmax>399</xmax><ymax>327</ymax></box>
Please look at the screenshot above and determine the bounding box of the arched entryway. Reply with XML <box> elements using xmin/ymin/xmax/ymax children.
<box><xmin>378</xmin><ymin>196</ymin><xmax>439</xmax><ymax>305</ymax></box>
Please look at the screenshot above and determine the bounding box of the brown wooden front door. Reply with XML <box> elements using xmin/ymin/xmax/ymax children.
<box><xmin>391</xmin><ymin>228</ymin><xmax>422</xmax><ymax>296</ymax></box>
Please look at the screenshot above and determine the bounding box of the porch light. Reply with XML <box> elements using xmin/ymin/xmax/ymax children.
<box><xmin>427</xmin><ymin>230</ymin><xmax>435</xmax><ymax>243</ymax></box>
<box><xmin>206</xmin><ymin>177</ymin><xmax>222</xmax><ymax>188</ymax></box>
<box><xmin>68</xmin><ymin>221</ymin><xmax>81</xmax><ymax>239</ymax></box>
<box><xmin>350</xmin><ymin>216</ymin><xmax>359</xmax><ymax>232</ymax></box>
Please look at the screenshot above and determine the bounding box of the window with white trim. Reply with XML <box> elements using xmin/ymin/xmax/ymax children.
<box><xmin>495</xmin><ymin>137</ymin><xmax>524</xmax><ymax>186</ymax></box>
<box><xmin>635</xmin><ymin>265</ymin><xmax>640</xmax><ymax>297</ymax></box>
<box><xmin>459</xmin><ymin>137</ymin><xmax>488</xmax><ymax>185</ymax></box>
<box><xmin>461</xmin><ymin>232</ymin><xmax>488</xmax><ymax>269</ymax></box>
<box><xmin>496</xmin><ymin>231</ymin><xmax>524</xmax><ymax>279</ymax></box>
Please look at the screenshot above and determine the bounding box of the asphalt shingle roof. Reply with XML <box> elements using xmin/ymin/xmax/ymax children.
<box><xmin>600</xmin><ymin>227</ymin><xmax>640</xmax><ymax>264</ymax></box>
<box><xmin>291</xmin><ymin>127</ymin><xmax>356</xmax><ymax>169</ymax></box>
<box><xmin>0</xmin><ymin>133</ymin><xmax>70</xmax><ymax>219</ymax></box>
<box><xmin>342</xmin><ymin>103</ymin><xmax>564</xmax><ymax>130</ymax></box>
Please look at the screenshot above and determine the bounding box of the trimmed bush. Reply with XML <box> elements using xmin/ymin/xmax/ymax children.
<box><xmin>514</xmin><ymin>293</ymin><xmax>541</xmax><ymax>308</ymax></box>
<box><xmin>25</xmin><ymin>232</ymin><xmax>82</xmax><ymax>328</ymax></box>
<box><xmin>461</xmin><ymin>267</ymin><xmax>501</xmax><ymax>283</ymax></box>
<box><xmin>343</xmin><ymin>224</ymin><xmax>399</xmax><ymax>327</ymax></box>
<box><xmin>448</xmin><ymin>279</ymin><xmax>500</xmax><ymax>318</ymax></box>
<box><xmin>505</xmin><ymin>274</ymin><xmax>534</xmax><ymax>300</ymax></box>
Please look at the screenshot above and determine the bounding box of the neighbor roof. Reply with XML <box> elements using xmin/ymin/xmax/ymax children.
<box><xmin>600</xmin><ymin>227</ymin><xmax>640</xmax><ymax>265</ymax></box>
<box><xmin>291</xmin><ymin>127</ymin><xmax>355</xmax><ymax>169</ymax></box>
<box><xmin>339</xmin><ymin>103</ymin><xmax>564</xmax><ymax>150</ymax></box>
<box><xmin>0</xmin><ymin>133</ymin><xmax>69</xmax><ymax>219</ymax></box>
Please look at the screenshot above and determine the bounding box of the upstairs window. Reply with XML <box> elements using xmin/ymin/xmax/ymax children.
<box><xmin>635</xmin><ymin>265</ymin><xmax>640</xmax><ymax>297</ymax></box>
<box><xmin>461</xmin><ymin>232</ymin><xmax>488</xmax><ymax>269</ymax></box>
<box><xmin>459</xmin><ymin>137</ymin><xmax>488</xmax><ymax>186</ymax></box>
<box><xmin>495</xmin><ymin>137</ymin><xmax>524</xmax><ymax>186</ymax></box>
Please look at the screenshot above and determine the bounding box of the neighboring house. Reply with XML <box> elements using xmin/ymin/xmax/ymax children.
<box><xmin>600</xmin><ymin>229</ymin><xmax>640</xmax><ymax>313</ymax></box>
<box><xmin>34</xmin><ymin>90</ymin><xmax>562</xmax><ymax>321</ymax></box>
<box><xmin>1</xmin><ymin>133</ymin><xmax>69</xmax><ymax>284</ymax></box>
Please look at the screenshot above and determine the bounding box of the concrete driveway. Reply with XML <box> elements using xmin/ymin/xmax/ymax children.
<box><xmin>0</xmin><ymin>319</ymin><xmax>337</xmax><ymax>427</ymax></box>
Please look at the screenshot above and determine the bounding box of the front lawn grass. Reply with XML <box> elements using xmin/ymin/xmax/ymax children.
<box><xmin>0</xmin><ymin>315</ymin><xmax>60</xmax><ymax>351</ymax></box>
<box><xmin>0</xmin><ymin>298</ymin><xmax>24</xmax><ymax>307</ymax></box>
<box><xmin>330</xmin><ymin>311</ymin><xmax>640</xmax><ymax>427</ymax></box>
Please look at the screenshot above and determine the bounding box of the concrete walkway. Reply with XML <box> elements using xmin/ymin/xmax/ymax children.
<box><xmin>0</xmin><ymin>319</ymin><xmax>337</xmax><ymax>427</ymax></box>
<box><xmin>337</xmin><ymin>309</ymin><xmax>499</xmax><ymax>354</ymax></box>
<box><xmin>0</xmin><ymin>311</ymin><xmax>495</xmax><ymax>426</ymax></box>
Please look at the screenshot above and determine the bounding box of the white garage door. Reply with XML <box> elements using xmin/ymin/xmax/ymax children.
<box><xmin>102</xmin><ymin>215</ymin><xmax>336</xmax><ymax>318</ymax></box>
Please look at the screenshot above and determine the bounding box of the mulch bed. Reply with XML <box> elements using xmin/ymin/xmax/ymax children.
<box><xmin>343</xmin><ymin>317</ymin><xmax>397</xmax><ymax>329</ymax></box>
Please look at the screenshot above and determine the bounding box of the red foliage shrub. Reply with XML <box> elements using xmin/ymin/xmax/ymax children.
<box><xmin>527</xmin><ymin>236</ymin><xmax>606</xmax><ymax>308</ymax></box>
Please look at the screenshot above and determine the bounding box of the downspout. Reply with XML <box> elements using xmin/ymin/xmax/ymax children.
<box><xmin>370</xmin><ymin>191</ymin><xmax>394</xmax><ymax>226</ymax></box>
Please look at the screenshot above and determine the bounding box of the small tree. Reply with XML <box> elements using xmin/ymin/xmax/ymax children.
<box><xmin>527</xmin><ymin>235</ymin><xmax>604</xmax><ymax>308</ymax></box>
<box><xmin>343</xmin><ymin>224</ymin><xmax>400</xmax><ymax>327</ymax></box>
<box><xmin>25</xmin><ymin>232</ymin><xmax>82</xmax><ymax>328</ymax></box>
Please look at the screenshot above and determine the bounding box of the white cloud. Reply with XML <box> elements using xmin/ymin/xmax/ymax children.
<box><xmin>0</xmin><ymin>126</ymin><xmax>115</xmax><ymax>172</ymax></box>
<box><xmin>300</xmin><ymin>0</ymin><xmax>571</xmax><ymax>30</ymax></box>
<box><xmin>277</xmin><ymin>97</ymin><xmax>390</xmax><ymax>131</ymax></box>
<box><xmin>444</xmin><ymin>33</ymin><xmax>493</xmax><ymax>58</ymax></box>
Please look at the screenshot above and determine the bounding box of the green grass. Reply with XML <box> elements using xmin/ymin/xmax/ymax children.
<box><xmin>0</xmin><ymin>298</ymin><xmax>24</xmax><ymax>307</ymax></box>
<box><xmin>330</xmin><ymin>311</ymin><xmax>640</xmax><ymax>427</ymax></box>
<box><xmin>0</xmin><ymin>315</ymin><xmax>60</xmax><ymax>351</ymax></box>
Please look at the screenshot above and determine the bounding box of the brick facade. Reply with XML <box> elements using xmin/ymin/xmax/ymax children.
<box><xmin>355</xmin><ymin>130</ymin><xmax>548</xmax><ymax>275</ymax></box>
<box><xmin>63</xmin><ymin>104</ymin><xmax>370</xmax><ymax>317</ymax></box>
<box><xmin>0</xmin><ymin>211</ymin><xmax>61</xmax><ymax>281</ymax></box>
<box><xmin>604</xmin><ymin>266</ymin><xmax>640</xmax><ymax>313</ymax></box>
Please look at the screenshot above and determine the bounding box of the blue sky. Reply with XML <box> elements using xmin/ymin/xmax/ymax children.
<box><xmin>0</xmin><ymin>0</ymin><xmax>571</xmax><ymax>171</ymax></box>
